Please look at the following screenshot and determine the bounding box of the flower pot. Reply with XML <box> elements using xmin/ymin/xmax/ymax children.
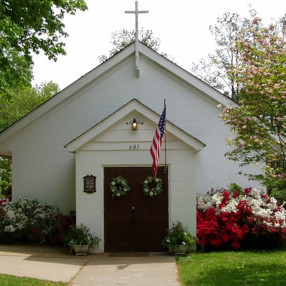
<box><xmin>168</xmin><ymin>245</ymin><xmax>177</xmax><ymax>254</ymax></box>
<box><xmin>169</xmin><ymin>243</ymin><xmax>196</xmax><ymax>255</ymax></box>
<box><xmin>187</xmin><ymin>243</ymin><xmax>196</xmax><ymax>252</ymax></box>
<box><xmin>73</xmin><ymin>245</ymin><xmax>89</xmax><ymax>256</ymax></box>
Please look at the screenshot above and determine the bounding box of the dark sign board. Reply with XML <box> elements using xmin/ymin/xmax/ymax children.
<box><xmin>83</xmin><ymin>175</ymin><xmax>96</xmax><ymax>193</ymax></box>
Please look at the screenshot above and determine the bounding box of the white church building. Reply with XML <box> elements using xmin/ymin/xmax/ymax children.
<box><xmin>0</xmin><ymin>41</ymin><xmax>258</xmax><ymax>252</ymax></box>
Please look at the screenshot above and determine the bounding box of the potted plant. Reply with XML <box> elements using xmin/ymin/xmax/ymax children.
<box><xmin>162</xmin><ymin>221</ymin><xmax>197</xmax><ymax>255</ymax></box>
<box><xmin>64</xmin><ymin>224</ymin><xmax>100</xmax><ymax>255</ymax></box>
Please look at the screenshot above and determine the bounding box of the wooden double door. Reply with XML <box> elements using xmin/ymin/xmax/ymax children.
<box><xmin>104</xmin><ymin>167</ymin><xmax>168</xmax><ymax>252</ymax></box>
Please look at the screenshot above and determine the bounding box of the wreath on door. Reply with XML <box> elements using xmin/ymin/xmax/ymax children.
<box><xmin>110</xmin><ymin>175</ymin><xmax>131</xmax><ymax>198</ymax></box>
<box><xmin>143</xmin><ymin>176</ymin><xmax>163</xmax><ymax>197</ymax></box>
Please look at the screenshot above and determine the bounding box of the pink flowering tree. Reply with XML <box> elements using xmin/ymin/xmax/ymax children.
<box><xmin>197</xmin><ymin>186</ymin><xmax>286</xmax><ymax>250</ymax></box>
<box><xmin>220</xmin><ymin>11</ymin><xmax>286</xmax><ymax>190</ymax></box>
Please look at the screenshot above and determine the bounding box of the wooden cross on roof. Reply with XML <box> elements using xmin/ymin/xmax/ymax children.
<box><xmin>125</xmin><ymin>1</ymin><xmax>149</xmax><ymax>77</ymax></box>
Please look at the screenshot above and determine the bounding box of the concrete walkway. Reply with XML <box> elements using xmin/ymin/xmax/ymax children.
<box><xmin>0</xmin><ymin>245</ymin><xmax>180</xmax><ymax>285</ymax></box>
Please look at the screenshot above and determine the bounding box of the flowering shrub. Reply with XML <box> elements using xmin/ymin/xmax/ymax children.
<box><xmin>162</xmin><ymin>221</ymin><xmax>196</xmax><ymax>248</ymax></box>
<box><xmin>0</xmin><ymin>197</ymin><xmax>75</xmax><ymax>244</ymax></box>
<box><xmin>50</xmin><ymin>213</ymin><xmax>76</xmax><ymax>245</ymax></box>
<box><xmin>162</xmin><ymin>221</ymin><xmax>197</xmax><ymax>254</ymax></box>
<box><xmin>271</xmin><ymin>188</ymin><xmax>286</xmax><ymax>208</ymax></box>
<box><xmin>64</xmin><ymin>224</ymin><xmax>100</xmax><ymax>254</ymax></box>
<box><xmin>197</xmin><ymin>187</ymin><xmax>286</xmax><ymax>250</ymax></box>
<box><xmin>0</xmin><ymin>199</ymin><xmax>7</xmax><ymax>206</ymax></box>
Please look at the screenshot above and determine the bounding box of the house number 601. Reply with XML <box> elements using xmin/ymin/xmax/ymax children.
<box><xmin>129</xmin><ymin>144</ymin><xmax>139</xmax><ymax>150</ymax></box>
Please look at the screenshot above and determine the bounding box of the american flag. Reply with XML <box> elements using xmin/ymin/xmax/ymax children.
<box><xmin>150</xmin><ymin>104</ymin><xmax>166</xmax><ymax>177</ymax></box>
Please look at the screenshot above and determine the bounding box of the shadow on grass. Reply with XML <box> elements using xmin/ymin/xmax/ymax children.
<box><xmin>184</xmin><ymin>263</ymin><xmax>286</xmax><ymax>286</ymax></box>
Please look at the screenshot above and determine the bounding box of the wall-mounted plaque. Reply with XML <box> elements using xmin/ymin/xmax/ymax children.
<box><xmin>83</xmin><ymin>175</ymin><xmax>96</xmax><ymax>193</ymax></box>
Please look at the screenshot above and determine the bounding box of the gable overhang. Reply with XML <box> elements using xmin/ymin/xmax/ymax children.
<box><xmin>65</xmin><ymin>99</ymin><xmax>206</xmax><ymax>153</ymax></box>
<box><xmin>0</xmin><ymin>41</ymin><xmax>234</xmax><ymax>156</ymax></box>
<box><xmin>0</xmin><ymin>44</ymin><xmax>137</xmax><ymax>152</ymax></box>
<box><xmin>138</xmin><ymin>44</ymin><xmax>236</xmax><ymax>108</ymax></box>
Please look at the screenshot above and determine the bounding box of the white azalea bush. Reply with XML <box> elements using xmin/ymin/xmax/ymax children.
<box><xmin>197</xmin><ymin>186</ymin><xmax>286</xmax><ymax>250</ymax></box>
<box><xmin>0</xmin><ymin>197</ymin><xmax>59</xmax><ymax>243</ymax></box>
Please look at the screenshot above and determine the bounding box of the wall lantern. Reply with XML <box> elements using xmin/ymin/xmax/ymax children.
<box><xmin>126</xmin><ymin>118</ymin><xmax>143</xmax><ymax>130</ymax></box>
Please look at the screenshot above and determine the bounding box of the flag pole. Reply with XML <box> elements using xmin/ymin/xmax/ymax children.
<box><xmin>150</xmin><ymin>99</ymin><xmax>167</xmax><ymax>177</ymax></box>
<box><xmin>164</xmin><ymin>98</ymin><xmax>167</xmax><ymax>173</ymax></box>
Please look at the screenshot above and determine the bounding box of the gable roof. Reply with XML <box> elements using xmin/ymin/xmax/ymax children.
<box><xmin>0</xmin><ymin>41</ymin><xmax>233</xmax><ymax>152</ymax></box>
<box><xmin>65</xmin><ymin>98</ymin><xmax>206</xmax><ymax>152</ymax></box>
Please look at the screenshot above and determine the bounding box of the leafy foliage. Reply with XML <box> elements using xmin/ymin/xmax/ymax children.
<box><xmin>0</xmin><ymin>157</ymin><xmax>11</xmax><ymax>197</ymax></box>
<box><xmin>162</xmin><ymin>221</ymin><xmax>196</xmax><ymax>248</ymax></box>
<box><xmin>64</xmin><ymin>224</ymin><xmax>100</xmax><ymax>253</ymax></box>
<box><xmin>192</xmin><ymin>12</ymin><xmax>246</xmax><ymax>100</ymax></box>
<box><xmin>271</xmin><ymin>188</ymin><xmax>286</xmax><ymax>207</ymax></box>
<box><xmin>221</xmin><ymin>11</ymin><xmax>286</xmax><ymax>189</ymax></box>
<box><xmin>192</xmin><ymin>10</ymin><xmax>286</xmax><ymax>103</ymax></box>
<box><xmin>1</xmin><ymin>198</ymin><xmax>52</xmax><ymax>242</ymax></box>
<box><xmin>0</xmin><ymin>82</ymin><xmax>59</xmax><ymax>132</ymax></box>
<box><xmin>0</xmin><ymin>0</ymin><xmax>87</xmax><ymax>92</ymax></box>
<box><xmin>0</xmin><ymin>197</ymin><xmax>75</xmax><ymax>244</ymax></box>
<box><xmin>0</xmin><ymin>49</ymin><xmax>33</xmax><ymax>94</ymax></box>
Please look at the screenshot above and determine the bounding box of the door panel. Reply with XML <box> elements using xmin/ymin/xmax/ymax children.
<box><xmin>104</xmin><ymin>167</ymin><xmax>168</xmax><ymax>252</ymax></box>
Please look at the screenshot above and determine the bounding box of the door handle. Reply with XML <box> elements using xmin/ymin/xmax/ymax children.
<box><xmin>131</xmin><ymin>206</ymin><xmax>135</xmax><ymax>224</ymax></box>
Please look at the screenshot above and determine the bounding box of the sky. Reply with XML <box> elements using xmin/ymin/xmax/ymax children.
<box><xmin>32</xmin><ymin>0</ymin><xmax>286</xmax><ymax>90</ymax></box>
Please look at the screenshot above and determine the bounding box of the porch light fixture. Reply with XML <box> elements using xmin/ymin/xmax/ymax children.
<box><xmin>126</xmin><ymin>118</ymin><xmax>143</xmax><ymax>130</ymax></box>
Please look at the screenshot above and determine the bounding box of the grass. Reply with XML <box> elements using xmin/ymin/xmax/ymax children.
<box><xmin>177</xmin><ymin>250</ymin><xmax>286</xmax><ymax>286</ymax></box>
<box><xmin>0</xmin><ymin>274</ymin><xmax>68</xmax><ymax>286</ymax></box>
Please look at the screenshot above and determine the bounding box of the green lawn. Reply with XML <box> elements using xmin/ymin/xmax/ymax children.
<box><xmin>0</xmin><ymin>274</ymin><xmax>68</xmax><ymax>286</ymax></box>
<box><xmin>177</xmin><ymin>250</ymin><xmax>286</xmax><ymax>286</ymax></box>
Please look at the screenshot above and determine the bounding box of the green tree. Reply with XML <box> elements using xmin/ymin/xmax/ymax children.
<box><xmin>98</xmin><ymin>29</ymin><xmax>173</xmax><ymax>63</ymax></box>
<box><xmin>0</xmin><ymin>50</ymin><xmax>33</xmax><ymax>94</ymax></box>
<box><xmin>0</xmin><ymin>157</ymin><xmax>11</xmax><ymax>198</ymax></box>
<box><xmin>0</xmin><ymin>82</ymin><xmax>59</xmax><ymax>195</ymax></box>
<box><xmin>0</xmin><ymin>82</ymin><xmax>59</xmax><ymax>131</ymax></box>
<box><xmin>0</xmin><ymin>0</ymin><xmax>87</xmax><ymax>196</ymax></box>
<box><xmin>221</xmin><ymin>12</ymin><xmax>286</xmax><ymax>190</ymax></box>
<box><xmin>0</xmin><ymin>0</ymin><xmax>87</xmax><ymax>93</ymax></box>
<box><xmin>191</xmin><ymin>12</ymin><xmax>249</xmax><ymax>101</ymax></box>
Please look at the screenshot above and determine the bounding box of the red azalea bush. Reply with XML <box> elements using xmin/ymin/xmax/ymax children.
<box><xmin>197</xmin><ymin>186</ymin><xmax>286</xmax><ymax>250</ymax></box>
<box><xmin>0</xmin><ymin>197</ymin><xmax>75</xmax><ymax>245</ymax></box>
<box><xmin>0</xmin><ymin>199</ymin><xmax>8</xmax><ymax>208</ymax></box>
<box><xmin>50</xmin><ymin>213</ymin><xmax>76</xmax><ymax>245</ymax></box>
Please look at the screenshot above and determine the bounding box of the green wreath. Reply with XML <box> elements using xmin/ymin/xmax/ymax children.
<box><xmin>110</xmin><ymin>175</ymin><xmax>131</xmax><ymax>198</ymax></box>
<box><xmin>143</xmin><ymin>176</ymin><xmax>163</xmax><ymax>197</ymax></box>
